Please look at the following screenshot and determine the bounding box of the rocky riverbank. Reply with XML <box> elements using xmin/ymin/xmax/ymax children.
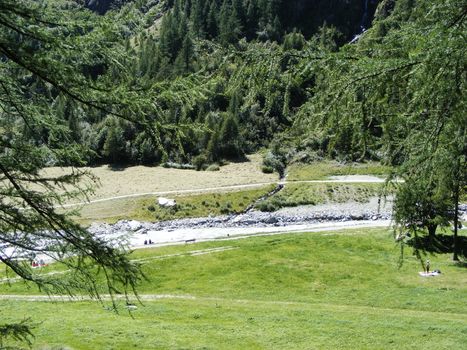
<box><xmin>88</xmin><ymin>197</ymin><xmax>394</xmax><ymax>241</ymax></box>
<box><xmin>87</xmin><ymin>199</ymin><xmax>467</xmax><ymax>248</ymax></box>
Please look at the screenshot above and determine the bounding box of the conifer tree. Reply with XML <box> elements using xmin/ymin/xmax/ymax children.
<box><xmin>103</xmin><ymin>122</ymin><xmax>126</xmax><ymax>164</ymax></box>
<box><xmin>174</xmin><ymin>34</ymin><xmax>194</xmax><ymax>74</ymax></box>
<box><xmin>0</xmin><ymin>0</ymin><xmax>149</xmax><ymax>344</ymax></box>
<box><xmin>191</xmin><ymin>0</ymin><xmax>206</xmax><ymax>38</ymax></box>
<box><xmin>246</xmin><ymin>0</ymin><xmax>259</xmax><ymax>39</ymax></box>
<box><xmin>220</xmin><ymin>114</ymin><xmax>243</xmax><ymax>158</ymax></box>
<box><xmin>206</xmin><ymin>0</ymin><xmax>219</xmax><ymax>38</ymax></box>
<box><xmin>219</xmin><ymin>0</ymin><xmax>242</xmax><ymax>45</ymax></box>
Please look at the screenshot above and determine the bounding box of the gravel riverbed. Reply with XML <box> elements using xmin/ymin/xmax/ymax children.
<box><xmin>88</xmin><ymin>197</ymin><xmax>398</xmax><ymax>247</ymax></box>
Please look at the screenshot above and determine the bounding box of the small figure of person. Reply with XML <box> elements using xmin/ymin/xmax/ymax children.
<box><xmin>425</xmin><ymin>259</ymin><xmax>430</xmax><ymax>274</ymax></box>
<box><xmin>144</xmin><ymin>240</ymin><xmax>147</xmax><ymax>245</ymax></box>
<box><xmin>148</xmin><ymin>239</ymin><xmax>152</xmax><ymax>244</ymax></box>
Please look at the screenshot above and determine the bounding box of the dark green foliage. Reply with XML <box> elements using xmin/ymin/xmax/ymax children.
<box><xmin>1</xmin><ymin>0</ymin><xmax>379</xmax><ymax>168</ymax></box>
<box><xmin>283</xmin><ymin>30</ymin><xmax>305</xmax><ymax>51</ymax></box>
<box><xmin>190</xmin><ymin>0</ymin><xmax>206</xmax><ymax>38</ymax></box>
<box><xmin>0</xmin><ymin>0</ymin><xmax>169</xmax><ymax>346</ymax></box>
<box><xmin>84</xmin><ymin>0</ymin><xmax>132</xmax><ymax>14</ymax></box>
<box><xmin>206</xmin><ymin>130</ymin><xmax>222</xmax><ymax>162</ymax></box>
<box><xmin>219</xmin><ymin>0</ymin><xmax>243</xmax><ymax>45</ymax></box>
<box><xmin>219</xmin><ymin>114</ymin><xmax>243</xmax><ymax>159</ymax></box>
<box><xmin>0</xmin><ymin>318</ymin><xmax>35</xmax><ymax>348</ymax></box>
<box><xmin>262</xmin><ymin>146</ymin><xmax>286</xmax><ymax>178</ymax></box>
<box><xmin>192</xmin><ymin>153</ymin><xmax>208</xmax><ymax>170</ymax></box>
<box><xmin>394</xmin><ymin>176</ymin><xmax>453</xmax><ymax>237</ymax></box>
<box><xmin>174</xmin><ymin>34</ymin><xmax>194</xmax><ymax>74</ymax></box>
<box><xmin>290</xmin><ymin>0</ymin><xmax>466</xmax><ymax>256</ymax></box>
<box><xmin>103</xmin><ymin>122</ymin><xmax>126</xmax><ymax>164</ymax></box>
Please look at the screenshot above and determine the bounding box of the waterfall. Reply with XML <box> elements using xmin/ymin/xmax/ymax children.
<box><xmin>360</xmin><ymin>0</ymin><xmax>370</xmax><ymax>32</ymax></box>
<box><xmin>350</xmin><ymin>0</ymin><xmax>373</xmax><ymax>44</ymax></box>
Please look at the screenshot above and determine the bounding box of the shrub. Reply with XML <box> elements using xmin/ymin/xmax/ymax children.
<box><xmin>192</xmin><ymin>154</ymin><xmax>208</xmax><ymax>171</ymax></box>
<box><xmin>206</xmin><ymin>163</ymin><xmax>220</xmax><ymax>171</ymax></box>
<box><xmin>220</xmin><ymin>207</ymin><xmax>231</xmax><ymax>214</ymax></box>
<box><xmin>263</xmin><ymin>151</ymin><xmax>286</xmax><ymax>177</ymax></box>
<box><xmin>255</xmin><ymin>200</ymin><xmax>279</xmax><ymax>212</ymax></box>
<box><xmin>262</xmin><ymin>165</ymin><xmax>274</xmax><ymax>173</ymax></box>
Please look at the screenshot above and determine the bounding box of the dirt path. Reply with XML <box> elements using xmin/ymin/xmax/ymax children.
<box><xmin>131</xmin><ymin>246</ymin><xmax>238</xmax><ymax>263</ymax></box>
<box><xmin>59</xmin><ymin>182</ymin><xmax>276</xmax><ymax>208</ymax></box>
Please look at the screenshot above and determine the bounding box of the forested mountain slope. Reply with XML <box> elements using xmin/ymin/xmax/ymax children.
<box><xmin>9</xmin><ymin>0</ymin><xmax>381</xmax><ymax>167</ymax></box>
<box><xmin>2</xmin><ymin>0</ymin><xmax>464</xmax><ymax>181</ymax></box>
<box><xmin>67</xmin><ymin>0</ymin><xmax>467</xmax><ymax>249</ymax></box>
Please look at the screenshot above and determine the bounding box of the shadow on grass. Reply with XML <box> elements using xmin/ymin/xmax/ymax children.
<box><xmin>408</xmin><ymin>234</ymin><xmax>467</xmax><ymax>261</ymax></box>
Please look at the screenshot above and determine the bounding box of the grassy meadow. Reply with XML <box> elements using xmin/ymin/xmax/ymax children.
<box><xmin>255</xmin><ymin>182</ymin><xmax>386</xmax><ymax>211</ymax></box>
<box><xmin>55</xmin><ymin>158</ymin><xmax>394</xmax><ymax>223</ymax></box>
<box><xmin>1</xmin><ymin>228</ymin><xmax>465</xmax><ymax>349</ymax></box>
<box><xmin>75</xmin><ymin>182</ymin><xmax>387</xmax><ymax>223</ymax></box>
<box><xmin>287</xmin><ymin>161</ymin><xmax>391</xmax><ymax>181</ymax></box>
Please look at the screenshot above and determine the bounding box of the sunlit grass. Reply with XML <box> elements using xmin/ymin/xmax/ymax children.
<box><xmin>1</xmin><ymin>228</ymin><xmax>465</xmax><ymax>349</ymax></box>
<box><xmin>287</xmin><ymin>161</ymin><xmax>391</xmax><ymax>181</ymax></box>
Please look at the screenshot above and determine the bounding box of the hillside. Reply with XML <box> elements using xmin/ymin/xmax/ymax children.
<box><xmin>0</xmin><ymin>0</ymin><xmax>466</xmax><ymax>348</ymax></box>
<box><xmin>3</xmin><ymin>0</ymin><xmax>382</xmax><ymax>168</ymax></box>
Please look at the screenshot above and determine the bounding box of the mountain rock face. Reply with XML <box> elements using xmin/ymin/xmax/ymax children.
<box><xmin>278</xmin><ymin>0</ymin><xmax>380</xmax><ymax>40</ymax></box>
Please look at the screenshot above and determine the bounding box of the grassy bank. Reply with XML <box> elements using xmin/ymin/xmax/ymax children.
<box><xmin>74</xmin><ymin>185</ymin><xmax>275</xmax><ymax>224</ymax></box>
<box><xmin>287</xmin><ymin>161</ymin><xmax>391</xmax><ymax>181</ymax></box>
<box><xmin>1</xmin><ymin>228</ymin><xmax>466</xmax><ymax>349</ymax></box>
<box><xmin>62</xmin><ymin>158</ymin><xmax>393</xmax><ymax>223</ymax></box>
<box><xmin>256</xmin><ymin>182</ymin><xmax>386</xmax><ymax>211</ymax></box>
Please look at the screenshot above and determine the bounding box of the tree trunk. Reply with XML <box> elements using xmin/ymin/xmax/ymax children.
<box><xmin>428</xmin><ymin>224</ymin><xmax>437</xmax><ymax>240</ymax></box>
<box><xmin>453</xmin><ymin>159</ymin><xmax>460</xmax><ymax>261</ymax></box>
<box><xmin>453</xmin><ymin>202</ymin><xmax>459</xmax><ymax>261</ymax></box>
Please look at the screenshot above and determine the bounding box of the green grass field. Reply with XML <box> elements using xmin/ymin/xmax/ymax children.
<box><xmin>1</xmin><ymin>228</ymin><xmax>465</xmax><ymax>349</ymax></box>
<box><xmin>287</xmin><ymin>161</ymin><xmax>391</xmax><ymax>181</ymax></box>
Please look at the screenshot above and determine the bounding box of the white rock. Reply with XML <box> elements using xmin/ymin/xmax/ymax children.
<box><xmin>158</xmin><ymin>197</ymin><xmax>176</xmax><ymax>207</ymax></box>
<box><xmin>128</xmin><ymin>220</ymin><xmax>142</xmax><ymax>231</ymax></box>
